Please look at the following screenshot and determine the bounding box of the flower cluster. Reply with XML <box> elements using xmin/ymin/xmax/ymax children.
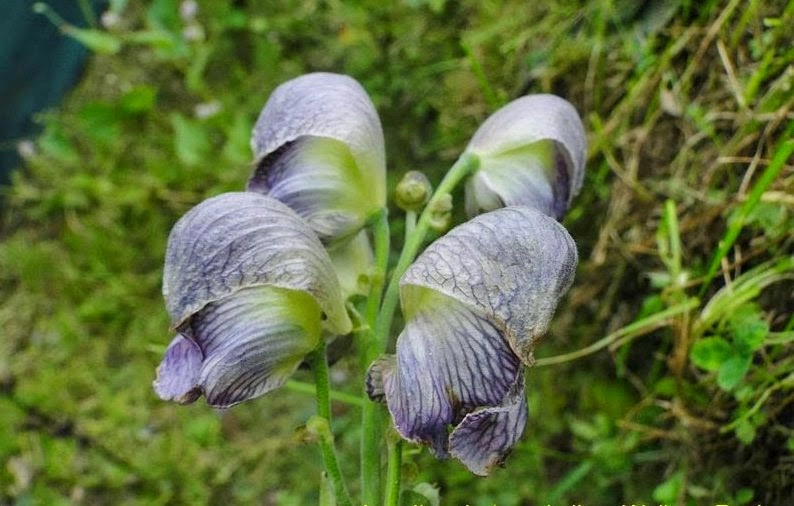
<box><xmin>367</xmin><ymin>95</ymin><xmax>585</xmax><ymax>474</ymax></box>
<box><xmin>154</xmin><ymin>73</ymin><xmax>383</xmax><ymax>407</ymax></box>
<box><xmin>153</xmin><ymin>72</ymin><xmax>586</xmax><ymax>474</ymax></box>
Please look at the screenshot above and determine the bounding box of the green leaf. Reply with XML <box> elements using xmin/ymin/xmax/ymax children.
<box><xmin>734</xmin><ymin>419</ymin><xmax>756</xmax><ymax>444</ymax></box>
<box><xmin>78</xmin><ymin>102</ymin><xmax>122</xmax><ymax>148</ymax></box>
<box><xmin>411</xmin><ymin>483</ymin><xmax>440</xmax><ymax>506</ymax></box>
<box><xmin>170</xmin><ymin>113</ymin><xmax>210</xmax><ymax>167</ymax></box>
<box><xmin>64</xmin><ymin>27</ymin><xmax>122</xmax><ymax>54</ymax></box>
<box><xmin>690</xmin><ymin>336</ymin><xmax>734</xmax><ymax>372</ymax></box>
<box><xmin>37</xmin><ymin>124</ymin><xmax>80</xmax><ymax>164</ymax></box>
<box><xmin>120</xmin><ymin>86</ymin><xmax>158</xmax><ymax>114</ymax></box>
<box><xmin>717</xmin><ymin>354</ymin><xmax>752</xmax><ymax>391</ymax></box>
<box><xmin>221</xmin><ymin>112</ymin><xmax>253</xmax><ymax>164</ymax></box>
<box><xmin>652</xmin><ymin>471</ymin><xmax>683</xmax><ymax>503</ymax></box>
<box><xmin>652</xmin><ymin>376</ymin><xmax>677</xmax><ymax>396</ymax></box>
<box><xmin>729</xmin><ymin>304</ymin><xmax>768</xmax><ymax>353</ymax></box>
<box><xmin>742</xmin><ymin>200</ymin><xmax>789</xmax><ymax>239</ymax></box>
<box><xmin>736</xmin><ymin>487</ymin><xmax>755</xmax><ymax>503</ymax></box>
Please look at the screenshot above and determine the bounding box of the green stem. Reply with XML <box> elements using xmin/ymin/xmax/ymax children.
<box><xmin>384</xmin><ymin>435</ymin><xmax>403</xmax><ymax>506</ymax></box>
<box><xmin>361</xmin><ymin>153</ymin><xmax>477</xmax><ymax>505</ymax></box>
<box><xmin>309</xmin><ymin>346</ymin><xmax>353</xmax><ymax>506</ymax></box>
<box><xmin>33</xmin><ymin>3</ymin><xmax>68</xmax><ymax>28</ymax></box>
<box><xmin>365</xmin><ymin>208</ymin><xmax>391</xmax><ymax>352</ymax></box>
<box><xmin>375</xmin><ymin>152</ymin><xmax>480</xmax><ymax>355</ymax></box>
<box><xmin>378</xmin><ymin>212</ymin><xmax>418</xmax><ymax>506</ymax></box>
<box><xmin>534</xmin><ymin>298</ymin><xmax>700</xmax><ymax>367</ymax></box>
<box><xmin>285</xmin><ymin>380</ymin><xmax>364</xmax><ymax>408</ymax></box>
<box><xmin>404</xmin><ymin>210</ymin><xmax>418</xmax><ymax>238</ymax></box>
<box><xmin>361</xmin><ymin>208</ymin><xmax>390</xmax><ymax>506</ymax></box>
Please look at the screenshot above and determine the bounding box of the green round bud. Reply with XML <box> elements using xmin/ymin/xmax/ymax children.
<box><xmin>427</xmin><ymin>193</ymin><xmax>453</xmax><ymax>232</ymax></box>
<box><xmin>395</xmin><ymin>171</ymin><xmax>432</xmax><ymax>212</ymax></box>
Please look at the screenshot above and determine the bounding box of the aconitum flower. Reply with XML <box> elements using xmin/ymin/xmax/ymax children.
<box><xmin>463</xmin><ymin>94</ymin><xmax>586</xmax><ymax>220</ymax></box>
<box><xmin>367</xmin><ymin>206</ymin><xmax>578</xmax><ymax>475</ymax></box>
<box><xmin>248</xmin><ymin>72</ymin><xmax>386</xmax><ymax>245</ymax></box>
<box><xmin>153</xmin><ymin>192</ymin><xmax>351</xmax><ymax>408</ymax></box>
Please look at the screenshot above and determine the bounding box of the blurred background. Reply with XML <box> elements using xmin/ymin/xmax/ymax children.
<box><xmin>1</xmin><ymin>0</ymin><xmax>792</xmax><ymax>504</ymax></box>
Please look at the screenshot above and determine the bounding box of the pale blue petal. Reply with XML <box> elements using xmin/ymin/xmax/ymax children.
<box><xmin>402</xmin><ymin>206</ymin><xmax>577</xmax><ymax>364</ymax></box>
<box><xmin>163</xmin><ymin>192</ymin><xmax>351</xmax><ymax>336</ymax></box>
<box><xmin>376</xmin><ymin>291</ymin><xmax>524</xmax><ymax>465</ymax></box>
<box><xmin>464</xmin><ymin>94</ymin><xmax>586</xmax><ymax>218</ymax></box>
<box><xmin>187</xmin><ymin>285</ymin><xmax>322</xmax><ymax>408</ymax></box>
<box><xmin>465</xmin><ymin>140</ymin><xmax>572</xmax><ymax>219</ymax></box>
<box><xmin>152</xmin><ymin>334</ymin><xmax>203</xmax><ymax>404</ymax></box>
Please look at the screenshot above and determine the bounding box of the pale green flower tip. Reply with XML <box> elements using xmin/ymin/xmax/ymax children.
<box><xmin>463</xmin><ymin>94</ymin><xmax>586</xmax><ymax>220</ymax></box>
<box><xmin>327</xmin><ymin>229</ymin><xmax>374</xmax><ymax>300</ymax></box>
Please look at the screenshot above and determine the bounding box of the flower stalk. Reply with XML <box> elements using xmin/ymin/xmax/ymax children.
<box><xmin>374</xmin><ymin>152</ymin><xmax>480</xmax><ymax>358</ymax></box>
<box><xmin>309</xmin><ymin>345</ymin><xmax>353</xmax><ymax>506</ymax></box>
<box><xmin>361</xmin><ymin>208</ymin><xmax>390</xmax><ymax>505</ymax></box>
<box><xmin>361</xmin><ymin>153</ymin><xmax>479</xmax><ymax>504</ymax></box>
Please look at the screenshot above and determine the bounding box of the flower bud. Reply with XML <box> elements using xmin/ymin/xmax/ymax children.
<box><xmin>395</xmin><ymin>170</ymin><xmax>432</xmax><ymax>212</ymax></box>
<box><xmin>427</xmin><ymin>193</ymin><xmax>453</xmax><ymax>232</ymax></box>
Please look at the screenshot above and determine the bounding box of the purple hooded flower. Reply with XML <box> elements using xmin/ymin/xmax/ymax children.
<box><xmin>248</xmin><ymin>72</ymin><xmax>386</xmax><ymax>245</ymax></box>
<box><xmin>367</xmin><ymin>206</ymin><xmax>577</xmax><ymax>475</ymax></box>
<box><xmin>153</xmin><ymin>192</ymin><xmax>351</xmax><ymax>408</ymax></box>
<box><xmin>463</xmin><ymin>94</ymin><xmax>586</xmax><ymax>220</ymax></box>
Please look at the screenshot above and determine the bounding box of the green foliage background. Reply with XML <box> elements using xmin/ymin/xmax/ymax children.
<box><xmin>1</xmin><ymin>0</ymin><xmax>793</xmax><ymax>504</ymax></box>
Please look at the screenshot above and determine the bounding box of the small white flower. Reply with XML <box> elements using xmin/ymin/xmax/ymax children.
<box><xmin>194</xmin><ymin>101</ymin><xmax>222</xmax><ymax>119</ymax></box>
<box><xmin>100</xmin><ymin>10</ymin><xmax>120</xmax><ymax>29</ymax></box>
<box><xmin>179</xmin><ymin>0</ymin><xmax>199</xmax><ymax>21</ymax></box>
<box><xmin>17</xmin><ymin>140</ymin><xmax>36</xmax><ymax>160</ymax></box>
<box><xmin>182</xmin><ymin>24</ymin><xmax>205</xmax><ymax>42</ymax></box>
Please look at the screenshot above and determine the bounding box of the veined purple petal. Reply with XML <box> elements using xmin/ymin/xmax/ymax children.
<box><xmin>249</xmin><ymin>73</ymin><xmax>386</xmax><ymax>242</ymax></box>
<box><xmin>370</xmin><ymin>290</ymin><xmax>525</xmax><ymax>473</ymax></box>
<box><xmin>152</xmin><ymin>334</ymin><xmax>203</xmax><ymax>404</ymax></box>
<box><xmin>449</xmin><ymin>377</ymin><xmax>528</xmax><ymax>476</ymax></box>
<box><xmin>163</xmin><ymin>192</ymin><xmax>351</xmax><ymax>337</ymax></box>
<box><xmin>401</xmin><ymin>206</ymin><xmax>577</xmax><ymax>364</ymax></box>
<box><xmin>186</xmin><ymin>285</ymin><xmax>321</xmax><ymax>408</ymax></box>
